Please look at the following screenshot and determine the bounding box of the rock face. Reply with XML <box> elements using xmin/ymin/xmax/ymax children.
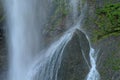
<box><xmin>0</xmin><ymin>0</ymin><xmax>120</xmax><ymax>80</ymax></box>
<box><xmin>85</xmin><ymin>0</ymin><xmax>120</xmax><ymax>80</ymax></box>
<box><xmin>0</xmin><ymin>1</ymin><xmax>7</xmax><ymax>80</ymax></box>
<box><xmin>58</xmin><ymin>29</ymin><xmax>90</xmax><ymax>80</ymax></box>
<box><xmin>97</xmin><ymin>36</ymin><xmax>120</xmax><ymax>80</ymax></box>
<box><xmin>0</xmin><ymin>41</ymin><xmax>7</xmax><ymax>80</ymax></box>
<box><xmin>96</xmin><ymin>1</ymin><xmax>120</xmax><ymax>80</ymax></box>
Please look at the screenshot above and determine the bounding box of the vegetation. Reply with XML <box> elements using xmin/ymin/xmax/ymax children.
<box><xmin>94</xmin><ymin>3</ymin><xmax>120</xmax><ymax>40</ymax></box>
<box><xmin>104</xmin><ymin>53</ymin><xmax>120</xmax><ymax>71</ymax></box>
<box><xmin>47</xmin><ymin>0</ymin><xmax>70</xmax><ymax>31</ymax></box>
<box><xmin>53</xmin><ymin>0</ymin><xmax>69</xmax><ymax>18</ymax></box>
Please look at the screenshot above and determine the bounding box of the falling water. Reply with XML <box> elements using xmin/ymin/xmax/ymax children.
<box><xmin>86</xmin><ymin>48</ymin><xmax>100</xmax><ymax>80</ymax></box>
<box><xmin>70</xmin><ymin>0</ymin><xmax>78</xmax><ymax>22</ymax></box>
<box><xmin>3</xmin><ymin>0</ymin><xmax>100</xmax><ymax>80</ymax></box>
<box><xmin>85</xmin><ymin>34</ymin><xmax>100</xmax><ymax>80</ymax></box>
<box><xmin>27</xmin><ymin>30</ymin><xmax>74</xmax><ymax>80</ymax></box>
<box><xmin>70</xmin><ymin>0</ymin><xmax>100</xmax><ymax>79</ymax></box>
<box><xmin>4</xmin><ymin>0</ymin><xmax>51</xmax><ymax>80</ymax></box>
<box><xmin>26</xmin><ymin>1</ymin><xmax>88</xmax><ymax>80</ymax></box>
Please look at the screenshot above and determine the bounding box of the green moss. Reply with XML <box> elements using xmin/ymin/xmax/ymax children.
<box><xmin>94</xmin><ymin>3</ymin><xmax>120</xmax><ymax>41</ymax></box>
<box><xmin>46</xmin><ymin>0</ymin><xmax>70</xmax><ymax>32</ymax></box>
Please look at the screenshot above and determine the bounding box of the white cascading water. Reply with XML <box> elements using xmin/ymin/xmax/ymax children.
<box><xmin>3</xmin><ymin>0</ymin><xmax>100</xmax><ymax>80</ymax></box>
<box><xmin>70</xmin><ymin>1</ymin><xmax>100</xmax><ymax>79</ymax></box>
<box><xmin>86</xmin><ymin>48</ymin><xmax>100</xmax><ymax>80</ymax></box>
<box><xmin>4</xmin><ymin>0</ymin><xmax>50</xmax><ymax>80</ymax></box>
<box><xmin>70</xmin><ymin>0</ymin><xmax>78</xmax><ymax>23</ymax></box>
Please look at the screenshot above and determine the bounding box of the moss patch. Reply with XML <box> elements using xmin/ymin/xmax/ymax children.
<box><xmin>94</xmin><ymin>3</ymin><xmax>120</xmax><ymax>41</ymax></box>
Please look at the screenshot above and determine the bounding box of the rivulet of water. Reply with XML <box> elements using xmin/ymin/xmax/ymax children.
<box><xmin>86</xmin><ymin>48</ymin><xmax>100</xmax><ymax>80</ymax></box>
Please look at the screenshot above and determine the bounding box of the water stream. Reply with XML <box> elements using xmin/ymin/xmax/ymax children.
<box><xmin>3</xmin><ymin>0</ymin><xmax>100</xmax><ymax>80</ymax></box>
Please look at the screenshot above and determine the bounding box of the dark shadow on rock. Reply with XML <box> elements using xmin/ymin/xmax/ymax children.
<box><xmin>112</xmin><ymin>71</ymin><xmax>120</xmax><ymax>80</ymax></box>
<box><xmin>58</xmin><ymin>29</ymin><xmax>90</xmax><ymax>80</ymax></box>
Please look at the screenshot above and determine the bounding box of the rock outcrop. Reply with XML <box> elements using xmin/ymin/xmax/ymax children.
<box><xmin>85</xmin><ymin>0</ymin><xmax>120</xmax><ymax>80</ymax></box>
<box><xmin>58</xmin><ymin>29</ymin><xmax>90</xmax><ymax>80</ymax></box>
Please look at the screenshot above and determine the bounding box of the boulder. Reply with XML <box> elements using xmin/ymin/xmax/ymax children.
<box><xmin>58</xmin><ymin>29</ymin><xmax>90</xmax><ymax>80</ymax></box>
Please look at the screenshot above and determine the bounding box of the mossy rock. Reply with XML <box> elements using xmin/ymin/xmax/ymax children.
<box><xmin>94</xmin><ymin>3</ymin><xmax>120</xmax><ymax>41</ymax></box>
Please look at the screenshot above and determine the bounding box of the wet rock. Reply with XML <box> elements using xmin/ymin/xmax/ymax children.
<box><xmin>97</xmin><ymin>36</ymin><xmax>120</xmax><ymax>80</ymax></box>
<box><xmin>84</xmin><ymin>0</ymin><xmax>120</xmax><ymax>80</ymax></box>
<box><xmin>0</xmin><ymin>40</ymin><xmax>7</xmax><ymax>80</ymax></box>
<box><xmin>112</xmin><ymin>71</ymin><xmax>120</xmax><ymax>80</ymax></box>
<box><xmin>58</xmin><ymin>29</ymin><xmax>90</xmax><ymax>80</ymax></box>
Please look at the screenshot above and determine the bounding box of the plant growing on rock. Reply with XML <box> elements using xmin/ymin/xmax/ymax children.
<box><xmin>95</xmin><ymin>3</ymin><xmax>120</xmax><ymax>40</ymax></box>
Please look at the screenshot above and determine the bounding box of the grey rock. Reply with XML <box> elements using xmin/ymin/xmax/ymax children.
<box><xmin>58</xmin><ymin>29</ymin><xmax>90</xmax><ymax>80</ymax></box>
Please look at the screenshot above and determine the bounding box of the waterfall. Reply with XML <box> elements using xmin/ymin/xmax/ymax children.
<box><xmin>69</xmin><ymin>0</ymin><xmax>101</xmax><ymax>79</ymax></box>
<box><xmin>4</xmin><ymin>0</ymin><xmax>51</xmax><ymax>80</ymax></box>
<box><xmin>27</xmin><ymin>30</ymin><xmax>74</xmax><ymax>80</ymax></box>
<box><xmin>86</xmin><ymin>48</ymin><xmax>100</xmax><ymax>80</ymax></box>
<box><xmin>85</xmin><ymin>35</ymin><xmax>100</xmax><ymax>80</ymax></box>
<box><xmin>3</xmin><ymin>0</ymin><xmax>100</xmax><ymax>80</ymax></box>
